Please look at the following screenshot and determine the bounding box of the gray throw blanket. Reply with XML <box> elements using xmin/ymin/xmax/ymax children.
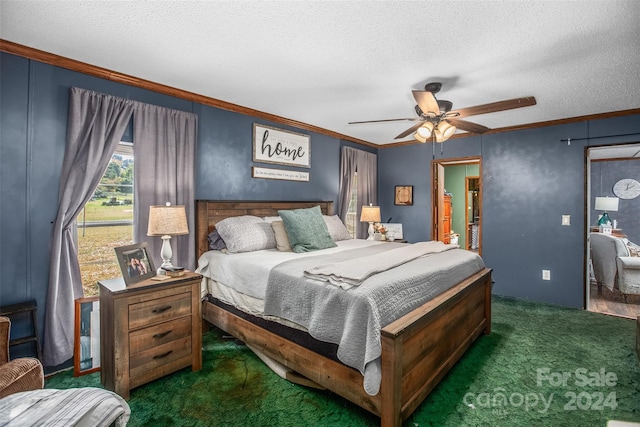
<box><xmin>263</xmin><ymin>242</ymin><xmax>485</xmax><ymax>396</ymax></box>
<box><xmin>0</xmin><ymin>387</ymin><xmax>130</xmax><ymax>427</ymax></box>
<box><xmin>304</xmin><ymin>241</ymin><xmax>458</xmax><ymax>289</ymax></box>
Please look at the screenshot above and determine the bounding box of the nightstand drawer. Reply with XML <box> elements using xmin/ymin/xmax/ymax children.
<box><xmin>129</xmin><ymin>316</ymin><xmax>192</xmax><ymax>355</ymax></box>
<box><xmin>129</xmin><ymin>292</ymin><xmax>192</xmax><ymax>330</ymax></box>
<box><xmin>129</xmin><ymin>336</ymin><xmax>191</xmax><ymax>378</ymax></box>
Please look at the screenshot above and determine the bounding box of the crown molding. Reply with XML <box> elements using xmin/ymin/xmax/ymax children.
<box><xmin>3</xmin><ymin>39</ymin><xmax>638</xmax><ymax>150</ymax></box>
<box><xmin>0</xmin><ymin>39</ymin><xmax>377</xmax><ymax>149</ymax></box>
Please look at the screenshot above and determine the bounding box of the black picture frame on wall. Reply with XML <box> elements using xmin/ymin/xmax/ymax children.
<box><xmin>395</xmin><ymin>185</ymin><xmax>413</xmax><ymax>206</ymax></box>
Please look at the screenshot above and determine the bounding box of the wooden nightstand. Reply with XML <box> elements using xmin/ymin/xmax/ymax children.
<box><xmin>99</xmin><ymin>271</ymin><xmax>202</xmax><ymax>399</ymax></box>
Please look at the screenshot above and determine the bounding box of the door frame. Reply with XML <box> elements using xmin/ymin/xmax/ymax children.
<box><xmin>431</xmin><ymin>156</ymin><xmax>482</xmax><ymax>255</ymax></box>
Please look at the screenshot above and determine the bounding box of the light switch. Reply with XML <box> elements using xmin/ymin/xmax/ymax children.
<box><xmin>562</xmin><ymin>215</ymin><xmax>570</xmax><ymax>226</ymax></box>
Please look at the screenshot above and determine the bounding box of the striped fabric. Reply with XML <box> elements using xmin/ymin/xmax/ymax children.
<box><xmin>0</xmin><ymin>387</ymin><xmax>130</xmax><ymax>427</ymax></box>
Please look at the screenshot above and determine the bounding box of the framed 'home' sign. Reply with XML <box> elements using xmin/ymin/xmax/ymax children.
<box><xmin>253</xmin><ymin>123</ymin><xmax>310</xmax><ymax>168</ymax></box>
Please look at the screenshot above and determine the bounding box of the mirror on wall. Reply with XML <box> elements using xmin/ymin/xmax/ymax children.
<box><xmin>74</xmin><ymin>296</ymin><xmax>100</xmax><ymax>376</ymax></box>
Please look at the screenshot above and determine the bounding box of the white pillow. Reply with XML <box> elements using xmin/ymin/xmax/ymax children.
<box><xmin>215</xmin><ymin>215</ymin><xmax>276</xmax><ymax>253</ymax></box>
<box><xmin>323</xmin><ymin>215</ymin><xmax>352</xmax><ymax>241</ymax></box>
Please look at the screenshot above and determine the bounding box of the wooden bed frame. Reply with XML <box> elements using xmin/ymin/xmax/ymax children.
<box><xmin>196</xmin><ymin>200</ymin><xmax>492</xmax><ymax>427</ymax></box>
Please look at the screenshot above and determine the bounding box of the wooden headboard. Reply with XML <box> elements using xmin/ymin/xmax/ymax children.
<box><xmin>195</xmin><ymin>200</ymin><xmax>335</xmax><ymax>258</ymax></box>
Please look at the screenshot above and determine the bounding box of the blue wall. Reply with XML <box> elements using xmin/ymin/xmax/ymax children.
<box><xmin>0</xmin><ymin>52</ymin><xmax>372</xmax><ymax>358</ymax></box>
<box><xmin>380</xmin><ymin>119</ymin><xmax>640</xmax><ymax>308</ymax></box>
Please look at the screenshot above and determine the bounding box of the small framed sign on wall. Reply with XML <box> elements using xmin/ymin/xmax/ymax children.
<box><xmin>253</xmin><ymin>123</ymin><xmax>310</xmax><ymax>168</ymax></box>
<box><xmin>395</xmin><ymin>185</ymin><xmax>413</xmax><ymax>206</ymax></box>
<box><xmin>252</xmin><ymin>166</ymin><xmax>310</xmax><ymax>182</ymax></box>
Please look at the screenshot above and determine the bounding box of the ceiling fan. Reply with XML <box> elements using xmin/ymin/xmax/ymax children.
<box><xmin>349</xmin><ymin>82</ymin><xmax>536</xmax><ymax>143</ymax></box>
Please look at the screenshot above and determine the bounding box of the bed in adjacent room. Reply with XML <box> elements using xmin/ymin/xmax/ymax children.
<box><xmin>195</xmin><ymin>200</ymin><xmax>492</xmax><ymax>427</ymax></box>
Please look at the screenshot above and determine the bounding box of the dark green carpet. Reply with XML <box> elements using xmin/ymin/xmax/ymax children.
<box><xmin>46</xmin><ymin>296</ymin><xmax>640</xmax><ymax>426</ymax></box>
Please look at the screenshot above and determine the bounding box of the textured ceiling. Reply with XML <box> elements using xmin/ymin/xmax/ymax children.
<box><xmin>2</xmin><ymin>1</ymin><xmax>640</xmax><ymax>145</ymax></box>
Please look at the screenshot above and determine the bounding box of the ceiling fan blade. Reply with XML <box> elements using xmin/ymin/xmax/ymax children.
<box><xmin>412</xmin><ymin>90</ymin><xmax>440</xmax><ymax>115</ymax></box>
<box><xmin>451</xmin><ymin>96</ymin><xmax>536</xmax><ymax>118</ymax></box>
<box><xmin>348</xmin><ymin>117</ymin><xmax>419</xmax><ymax>124</ymax></box>
<box><xmin>395</xmin><ymin>121</ymin><xmax>426</xmax><ymax>139</ymax></box>
<box><xmin>446</xmin><ymin>118</ymin><xmax>490</xmax><ymax>134</ymax></box>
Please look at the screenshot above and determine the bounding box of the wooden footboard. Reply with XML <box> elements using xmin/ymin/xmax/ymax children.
<box><xmin>202</xmin><ymin>267</ymin><xmax>492</xmax><ymax>426</ymax></box>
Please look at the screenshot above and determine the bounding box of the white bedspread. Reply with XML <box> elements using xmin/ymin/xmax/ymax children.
<box><xmin>196</xmin><ymin>239</ymin><xmax>378</xmax><ymax>299</ymax></box>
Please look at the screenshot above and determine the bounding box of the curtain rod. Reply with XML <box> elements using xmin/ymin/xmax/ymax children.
<box><xmin>561</xmin><ymin>131</ymin><xmax>640</xmax><ymax>144</ymax></box>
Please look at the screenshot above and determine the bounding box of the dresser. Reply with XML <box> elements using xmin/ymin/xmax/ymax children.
<box><xmin>99</xmin><ymin>271</ymin><xmax>202</xmax><ymax>399</ymax></box>
<box><xmin>443</xmin><ymin>195</ymin><xmax>452</xmax><ymax>244</ymax></box>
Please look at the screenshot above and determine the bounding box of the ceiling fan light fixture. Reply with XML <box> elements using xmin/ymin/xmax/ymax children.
<box><xmin>414</xmin><ymin>122</ymin><xmax>434</xmax><ymax>143</ymax></box>
<box><xmin>437</xmin><ymin>121</ymin><xmax>457</xmax><ymax>141</ymax></box>
<box><xmin>416</xmin><ymin>122</ymin><xmax>434</xmax><ymax>138</ymax></box>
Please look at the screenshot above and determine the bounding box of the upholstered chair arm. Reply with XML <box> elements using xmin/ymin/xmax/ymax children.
<box><xmin>0</xmin><ymin>316</ymin><xmax>45</xmax><ymax>398</ymax></box>
<box><xmin>0</xmin><ymin>317</ymin><xmax>9</xmax><ymax>365</ymax></box>
<box><xmin>0</xmin><ymin>357</ymin><xmax>45</xmax><ymax>398</ymax></box>
<box><xmin>616</xmin><ymin>257</ymin><xmax>640</xmax><ymax>295</ymax></box>
<box><xmin>617</xmin><ymin>256</ymin><xmax>640</xmax><ymax>270</ymax></box>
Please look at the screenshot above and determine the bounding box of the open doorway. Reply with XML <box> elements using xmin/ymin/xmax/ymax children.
<box><xmin>586</xmin><ymin>143</ymin><xmax>640</xmax><ymax>319</ymax></box>
<box><xmin>432</xmin><ymin>157</ymin><xmax>482</xmax><ymax>255</ymax></box>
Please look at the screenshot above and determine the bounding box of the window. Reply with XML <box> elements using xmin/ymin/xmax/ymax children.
<box><xmin>345</xmin><ymin>172</ymin><xmax>357</xmax><ymax>237</ymax></box>
<box><xmin>77</xmin><ymin>142</ymin><xmax>134</xmax><ymax>296</ymax></box>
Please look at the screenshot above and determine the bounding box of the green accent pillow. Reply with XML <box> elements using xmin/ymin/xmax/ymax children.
<box><xmin>278</xmin><ymin>206</ymin><xmax>337</xmax><ymax>253</ymax></box>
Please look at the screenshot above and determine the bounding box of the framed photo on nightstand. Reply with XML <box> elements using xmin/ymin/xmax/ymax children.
<box><xmin>114</xmin><ymin>242</ymin><xmax>156</xmax><ymax>285</ymax></box>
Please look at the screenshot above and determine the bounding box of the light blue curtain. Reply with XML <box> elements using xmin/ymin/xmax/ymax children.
<box><xmin>44</xmin><ymin>88</ymin><xmax>134</xmax><ymax>366</ymax></box>
<box><xmin>338</xmin><ymin>147</ymin><xmax>377</xmax><ymax>239</ymax></box>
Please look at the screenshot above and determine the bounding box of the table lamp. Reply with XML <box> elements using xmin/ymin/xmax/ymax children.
<box><xmin>147</xmin><ymin>203</ymin><xmax>189</xmax><ymax>274</ymax></box>
<box><xmin>360</xmin><ymin>204</ymin><xmax>381</xmax><ymax>240</ymax></box>
<box><xmin>594</xmin><ymin>196</ymin><xmax>618</xmax><ymax>226</ymax></box>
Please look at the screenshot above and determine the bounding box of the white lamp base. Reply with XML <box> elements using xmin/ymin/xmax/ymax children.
<box><xmin>157</xmin><ymin>235</ymin><xmax>175</xmax><ymax>275</ymax></box>
<box><xmin>367</xmin><ymin>222</ymin><xmax>374</xmax><ymax>240</ymax></box>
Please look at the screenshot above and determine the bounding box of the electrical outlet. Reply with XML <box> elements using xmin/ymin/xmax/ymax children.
<box><xmin>542</xmin><ymin>270</ymin><xmax>551</xmax><ymax>281</ymax></box>
<box><xmin>562</xmin><ymin>215</ymin><xmax>570</xmax><ymax>226</ymax></box>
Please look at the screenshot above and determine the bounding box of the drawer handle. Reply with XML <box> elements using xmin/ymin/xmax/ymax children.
<box><xmin>153</xmin><ymin>330</ymin><xmax>173</xmax><ymax>339</ymax></box>
<box><xmin>153</xmin><ymin>350</ymin><xmax>173</xmax><ymax>359</ymax></box>
<box><xmin>152</xmin><ymin>305</ymin><xmax>172</xmax><ymax>314</ymax></box>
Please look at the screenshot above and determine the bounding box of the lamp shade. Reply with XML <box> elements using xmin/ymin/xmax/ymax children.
<box><xmin>360</xmin><ymin>205</ymin><xmax>381</xmax><ymax>223</ymax></box>
<box><xmin>594</xmin><ymin>197</ymin><xmax>619</xmax><ymax>212</ymax></box>
<box><xmin>147</xmin><ymin>205</ymin><xmax>189</xmax><ymax>236</ymax></box>
<box><xmin>434</xmin><ymin>121</ymin><xmax>457</xmax><ymax>143</ymax></box>
<box><xmin>417</xmin><ymin>122</ymin><xmax>434</xmax><ymax>138</ymax></box>
<box><xmin>441</xmin><ymin>121</ymin><xmax>457</xmax><ymax>139</ymax></box>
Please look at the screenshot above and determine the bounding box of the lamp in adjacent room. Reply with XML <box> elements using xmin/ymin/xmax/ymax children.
<box><xmin>594</xmin><ymin>196</ymin><xmax>619</xmax><ymax>227</ymax></box>
<box><xmin>147</xmin><ymin>203</ymin><xmax>189</xmax><ymax>274</ymax></box>
<box><xmin>360</xmin><ymin>204</ymin><xmax>381</xmax><ymax>240</ymax></box>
